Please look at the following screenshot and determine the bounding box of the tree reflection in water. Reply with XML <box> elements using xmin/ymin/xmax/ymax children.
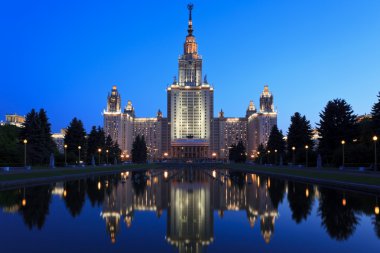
<box><xmin>19</xmin><ymin>185</ymin><xmax>52</xmax><ymax>230</ymax></box>
<box><xmin>318</xmin><ymin>188</ymin><xmax>359</xmax><ymax>240</ymax></box>
<box><xmin>287</xmin><ymin>181</ymin><xmax>315</xmax><ymax>223</ymax></box>
<box><xmin>63</xmin><ymin>180</ymin><xmax>86</xmax><ymax>217</ymax></box>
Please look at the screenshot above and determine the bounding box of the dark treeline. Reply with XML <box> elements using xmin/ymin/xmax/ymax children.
<box><xmin>259</xmin><ymin>92</ymin><xmax>380</xmax><ymax>167</ymax></box>
<box><xmin>0</xmin><ymin>110</ymin><xmax>121</xmax><ymax>166</ymax></box>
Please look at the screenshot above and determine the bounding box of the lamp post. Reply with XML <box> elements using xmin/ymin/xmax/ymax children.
<box><xmin>98</xmin><ymin>148</ymin><xmax>102</xmax><ymax>165</ymax></box>
<box><xmin>106</xmin><ymin>149</ymin><xmax>109</xmax><ymax>164</ymax></box>
<box><xmin>275</xmin><ymin>149</ymin><xmax>278</xmax><ymax>165</ymax></box>
<box><xmin>64</xmin><ymin>144</ymin><xmax>67</xmax><ymax>166</ymax></box>
<box><xmin>374</xmin><ymin>136</ymin><xmax>378</xmax><ymax>171</ymax></box>
<box><xmin>78</xmin><ymin>146</ymin><xmax>81</xmax><ymax>165</ymax></box>
<box><xmin>23</xmin><ymin>139</ymin><xmax>27</xmax><ymax>167</ymax></box>
<box><xmin>341</xmin><ymin>140</ymin><xmax>345</xmax><ymax>168</ymax></box>
<box><xmin>292</xmin><ymin>146</ymin><xmax>296</xmax><ymax>165</ymax></box>
<box><xmin>267</xmin><ymin>150</ymin><xmax>271</xmax><ymax>164</ymax></box>
<box><xmin>305</xmin><ymin>145</ymin><xmax>309</xmax><ymax>168</ymax></box>
<box><xmin>257</xmin><ymin>151</ymin><xmax>262</xmax><ymax>165</ymax></box>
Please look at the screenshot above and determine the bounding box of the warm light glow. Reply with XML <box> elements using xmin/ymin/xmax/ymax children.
<box><xmin>341</xmin><ymin>140</ymin><xmax>345</xmax><ymax>145</ymax></box>
<box><xmin>23</xmin><ymin>139</ymin><xmax>27</xmax><ymax>144</ymax></box>
<box><xmin>164</xmin><ymin>171</ymin><xmax>168</xmax><ymax>179</ymax></box>
<box><xmin>305</xmin><ymin>145</ymin><xmax>309</xmax><ymax>149</ymax></box>
<box><xmin>106</xmin><ymin>150</ymin><xmax>109</xmax><ymax>153</ymax></box>
<box><xmin>292</xmin><ymin>146</ymin><xmax>295</xmax><ymax>151</ymax></box>
<box><xmin>212</xmin><ymin>170</ymin><xmax>217</xmax><ymax>178</ymax></box>
<box><xmin>97</xmin><ymin>181</ymin><xmax>101</xmax><ymax>190</ymax></box>
<box><xmin>98</xmin><ymin>148</ymin><xmax>102</xmax><ymax>153</ymax></box>
<box><xmin>305</xmin><ymin>188</ymin><xmax>309</xmax><ymax>197</ymax></box>
<box><xmin>63</xmin><ymin>190</ymin><xmax>67</xmax><ymax>197</ymax></box>
<box><xmin>257</xmin><ymin>152</ymin><xmax>260</xmax><ymax>155</ymax></box>
<box><xmin>126</xmin><ymin>155</ymin><xmax>130</xmax><ymax>158</ymax></box>
<box><xmin>374</xmin><ymin>136</ymin><xmax>378</xmax><ymax>142</ymax></box>
<box><xmin>342</xmin><ymin>198</ymin><xmax>347</xmax><ymax>206</ymax></box>
<box><xmin>275</xmin><ymin>149</ymin><xmax>278</xmax><ymax>153</ymax></box>
<box><xmin>212</xmin><ymin>152</ymin><xmax>217</xmax><ymax>157</ymax></box>
<box><xmin>375</xmin><ymin>206</ymin><xmax>380</xmax><ymax>215</ymax></box>
<box><xmin>64</xmin><ymin>144</ymin><xmax>67</xmax><ymax>148</ymax></box>
<box><xmin>22</xmin><ymin>198</ymin><xmax>26</xmax><ymax>207</ymax></box>
<box><xmin>267</xmin><ymin>178</ymin><xmax>271</xmax><ymax>188</ymax></box>
<box><xmin>267</xmin><ymin>150</ymin><xmax>271</xmax><ymax>154</ymax></box>
<box><xmin>78</xmin><ymin>146</ymin><xmax>81</xmax><ymax>150</ymax></box>
<box><xmin>164</xmin><ymin>152</ymin><xmax>168</xmax><ymax>157</ymax></box>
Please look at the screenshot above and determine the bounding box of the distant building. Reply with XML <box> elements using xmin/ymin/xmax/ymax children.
<box><xmin>52</xmin><ymin>129</ymin><xmax>66</xmax><ymax>153</ymax></box>
<box><xmin>1</xmin><ymin>114</ymin><xmax>25</xmax><ymax>128</ymax></box>
<box><xmin>103</xmin><ymin>5</ymin><xmax>277</xmax><ymax>160</ymax></box>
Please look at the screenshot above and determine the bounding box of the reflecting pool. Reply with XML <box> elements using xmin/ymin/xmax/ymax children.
<box><xmin>0</xmin><ymin>168</ymin><xmax>379</xmax><ymax>252</ymax></box>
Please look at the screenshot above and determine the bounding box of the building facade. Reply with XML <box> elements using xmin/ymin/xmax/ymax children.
<box><xmin>103</xmin><ymin>5</ymin><xmax>277</xmax><ymax>160</ymax></box>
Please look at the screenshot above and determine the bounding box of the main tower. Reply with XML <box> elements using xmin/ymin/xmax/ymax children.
<box><xmin>167</xmin><ymin>4</ymin><xmax>214</xmax><ymax>159</ymax></box>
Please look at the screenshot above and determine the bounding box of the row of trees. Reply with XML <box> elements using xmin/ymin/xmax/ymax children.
<box><xmin>63</xmin><ymin>117</ymin><xmax>121</xmax><ymax>165</ymax></box>
<box><xmin>0</xmin><ymin>109</ymin><xmax>121</xmax><ymax>166</ymax></box>
<box><xmin>260</xmin><ymin>92</ymin><xmax>380</xmax><ymax>167</ymax></box>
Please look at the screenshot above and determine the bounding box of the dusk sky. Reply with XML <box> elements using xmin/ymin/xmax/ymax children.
<box><xmin>1</xmin><ymin>0</ymin><xmax>380</xmax><ymax>133</ymax></box>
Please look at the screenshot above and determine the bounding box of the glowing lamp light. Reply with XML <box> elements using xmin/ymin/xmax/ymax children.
<box><xmin>305</xmin><ymin>145</ymin><xmax>309</xmax><ymax>149</ymax></box>
<box><xmin>375</xmin><ymin>206</ymin><xmax>380</xmax><ymax>215</ymax></box>
<box><xmin>78</xmin><ymin>146</ymin><xmax>81</xmax><ymax>150</ymax></box>
<box><xmin>305</xmin><ymin>188</ymin><xmax>309</xmax><ymax>198</ymax></box>
<box><xmin>64</xmin><ymin>144</ymin><xmax>67</xmax><ymax>149</ymax></box>
<box><xmin>292</xmin><ymin>147</ymin><xmax>296</xmax><ymax>151</ymax></box>
<box><xmin>341</xmin><ymin>140</ymin><xmax>345</xmax><ymax>145</ymax></box>
<box><xmin>374</xmin><ymin>136</ymin><xmax>378</xmax><ymax>142</ymax></box>
<box><xmin>98</xmin><ymin>148</ymin><xmax>102</xmax><ymax>153</ymax></box>
<box><xmin>212</xmin><ymin>170</ymin><xmax>217</xmax><ymax>178</ymax></box>
<box><xmin>342</xmin><ymin>198</ymin><xmax>347</xmax><ymax>206</ymax></box>
<box><xmin>98</xmin><ymin>181</ymin><xmax>102</xmax><ymax>190</ymax></box>
<box><xmin>22</xmin><ymin>198</ymin><xmax>26</xmax><ymax>207</ymax></box>
<box><xmin>63</xmin><ymin>190</ymin><xmax>67</xmax><ymax>197</ymax></box>
<box><xmin>23</xmin><ymin>139</ymin><xmax>27</xmax><ymax>144</ymax></box>
<box><xmin>164</xmin><ymin>171</ymin><xmax>168</xmax><ymax>179</ymax></box>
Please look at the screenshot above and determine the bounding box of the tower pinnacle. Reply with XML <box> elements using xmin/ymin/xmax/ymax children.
<box><xmin>187</xmin><ymin>3</ymin><xmax>194</xmax><ymax>36</ymax></box>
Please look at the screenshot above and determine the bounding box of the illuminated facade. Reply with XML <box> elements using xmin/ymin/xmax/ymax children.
<box><xmin>0</xmin><ymin>114</ymin><xmax>25</xmax><ymax>128</ymax></box>
<box><xmin>103</xmin><ymin>5</ymin><xmax>277</xmax><ymax>160</ymax></box>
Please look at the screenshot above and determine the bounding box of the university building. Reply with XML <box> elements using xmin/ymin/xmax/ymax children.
<box><xmin>103</xmin><ymin>5</ymin><xmax>277</xmax><ymax>160</ymax></box>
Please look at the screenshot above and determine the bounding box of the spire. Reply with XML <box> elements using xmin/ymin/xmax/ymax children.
<box><xmin>187</xmin><ymin>3</ymin><xmax>194</xmax><ymax>36</ymax></box>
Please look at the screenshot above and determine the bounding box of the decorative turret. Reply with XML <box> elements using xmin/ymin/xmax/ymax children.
<box><xmin>124</xmin><ymin>100</ymin><xmax>135</xmax><ymax>117</ymax></box>
<box><xmin>259</xmin><ymin>85</ymin><xmax>274</xmax><ymax>113</ymax></box>
<box><xmin>246</xmin><ymin>100</ymin><xmax>257</xmax><ymax>118</ymax></box>
<box><xmin>107</xmin><ymin>86</ymin><xmax>121</xmax><ymax>112</ymax></box>
<box><xmin>218</xmin><ymin>109</ymin><xmax>224</xmax><ymax>119</ymax></box>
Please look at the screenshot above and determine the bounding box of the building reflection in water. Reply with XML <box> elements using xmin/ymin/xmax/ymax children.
<box><xmin>100</xmin><ymin>169</ymin><xmax>279</xmax><ymax>251</ymax></box>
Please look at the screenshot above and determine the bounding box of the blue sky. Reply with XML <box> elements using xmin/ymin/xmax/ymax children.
<box><xmin>1</xmin><ymin>0</ymin><xmax>380</xmax><ymax>133</ymax></box>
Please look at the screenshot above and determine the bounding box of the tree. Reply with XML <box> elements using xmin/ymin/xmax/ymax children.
<box><xmin>372</xmin><ymin>92</ymin><xmax>380</xmax><ymax>135</ymax></box>
<box><xmin>64</xmin><ymin>118</ymin><xmax>86</xmax><ymax>164</ymax></box>
<box><xmin>0</xmin><ymin>125</ymin><xmax>23</xmax><ymax>166</ymax></box>
<box><xmin>317</xmin><ymin>99</ymin><xmax>357</xmax><ymax>166</ymax></box>
<box><xmin>105</xmin><ymin>135</ymin><xmax>121</xmax><ymax>164</ymax></box>
<box><xmin>131</xmin><ymin>135</ymin><xmax>147</xmax><ymax>163</ymax></box>
<box><xmin>287</xmin><ymin>112</ymin><xmax>314</xmax><ymax>164</ymax></box>
<box><xmin>228</xmin><ymin>141</ymin><xmax>247</xmax><ymax>163</ymax></box>
<box><xmin>20</xmin><ymin>109</ymin><xmax>56</xmax><ymax>165</ymax></box>
<box><xmin>266</xmin><ymin>125</ymin><xmax>286</xmax><ymax>165</ymax></box>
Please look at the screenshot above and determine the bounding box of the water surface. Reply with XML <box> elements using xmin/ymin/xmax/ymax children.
<box><xmin>0</xmin><ymin>168</ymin><xmax>379</xmax><ymax>252</ymax></box>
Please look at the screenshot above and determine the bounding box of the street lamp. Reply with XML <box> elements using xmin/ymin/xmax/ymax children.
<box><xmin>64</xmin><ymin>144</ymin><xmax>68</xmax><ymax>166</ymax></box>
<box><xmin>373</xmin><ymin>136</ymin><xmax>378</xmax><ymax>171</ymax></box>
<box><xmin>106</xmin><ymin>149</ymin><xmax>109</xmax><ymax>164</ymax></box>
<box><xmin>292</xmin><ymin>146</ymin><xmax>296</xmax><ymax>165</ymax></box>
<box><xmin>98</xmin><ymin>148</ymin><xmax>102</xmax><ymax>165</ymax></box>
<box><xmin>267</xmin><ymin>150</ymin><xmax>271</xmax><ymax>164</ymax></box>
<box><xmin>78</xmin><ymin>146</ymin><xmax>81</xmax><ymax>165</ymax></box>
<box><xmin>275</xmin><ymin>149</ymin><xmax>278</xmax><ymax>165</ymax></box>
<box><xmin>341</xmin><ymin>140</ymin><xmax>345</xmax><ymax>168</ymax></box>
<box><xmin>23</xmin><ymin>139</ymin><xmax>27</xmax><ymax>167</ymax></box>
<box><xmin>305</xmin><ymin>145</ymin><xmax>309</xmax><ymax>168</ymax></box>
